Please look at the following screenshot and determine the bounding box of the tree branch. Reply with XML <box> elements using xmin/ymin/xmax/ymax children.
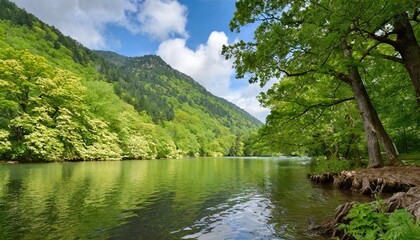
<box><xmin>374</xmin><ymin>53</ymin><xmax>404</xmax><ymax>64</ymax></box>
<box><xmin>309</xmin><ymin>0</ymin><xmax>332</xmax><ymax>12</ymax></box>
<box><xmin>360</xmin><ymin>43</ymin><xmax>404</xmax><ymax>64</ymax></box>
<box><xmin>357</xmin><ymin>28</ymin><xmax>397</xmax><ymax>47</ymax></box>
<box><xmin>279</xmin><ymin>69</ymin><xmax>315</xmax><ymax>77</ymax></box>
<box><xmin>308</xmin><ymin>97</ymin><xmax>355</xmax><ymax>108</ymax></box>
<box><xmin>412</xmin><ymin>8</ymin><xmax>419</xmax><ymax>22</ymax></box>
<box><xmin>256</xmin><ymin>131</ymin><xmax>305</xmax><ymax>147</ymax></box>
<box><xmin>282</xmin><ymin>97</ymin><xmax>355</xmax><ymax>126</ymax></box>
<box><xmin>300</xmin><ymin>107</ymin><xmax>327</xmax><ymax>131</ymax></box>
<box><xmin>359</xmin><ymin>42</ymin><xmax>382</xmax><ymax>62</ymax></box>
<box><xmin>333</xmin><ymin>81</ymin><xmax>344</xmax><ymax>100</ymax></box>
<box><xmin>329</xmin><ymin>70</ymin><xmax>352</xmax><ymax>85</ymax></box>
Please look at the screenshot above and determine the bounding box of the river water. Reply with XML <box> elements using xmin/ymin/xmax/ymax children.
<box><xmin>0</xmin><ymin>157</ymin><xmax>370</xmax><ymax>239</ymax></box>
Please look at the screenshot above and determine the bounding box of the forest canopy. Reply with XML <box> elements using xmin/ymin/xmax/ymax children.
<box><xmin>223</xmin><ymin>0</ymin><xmax>420</xmax><ymax>167</ymax></box>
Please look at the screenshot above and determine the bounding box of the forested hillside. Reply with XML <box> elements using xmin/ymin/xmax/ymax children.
<box><xmin>0</xmin><ymin>0</ymin><xmax>261</xmax><ymax>161</ymax></box>
<box><xmin>95</xmin><ymin>51</ymin><xmax>260</xmax><ymax>129</ymax></box>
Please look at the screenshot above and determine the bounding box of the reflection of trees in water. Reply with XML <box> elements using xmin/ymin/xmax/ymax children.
<box><xmin>0</xmin><ymin>158</ymin><xmax>369</xmax><ymax>239</ymax></box>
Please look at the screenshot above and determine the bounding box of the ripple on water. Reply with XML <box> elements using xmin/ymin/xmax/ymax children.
<box><xmin>176</xmin><ymin>191</ymin><xmax>283</xmax><ymax>240</ymax></box>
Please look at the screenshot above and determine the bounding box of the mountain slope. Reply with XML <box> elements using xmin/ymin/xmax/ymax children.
<box><xmin>95</xmin><ymin>51</ymin><xmax>261</xmax><ymax>129</ymax></box>
<box><xmin>0</xmin><ymin>0</ymin><xmax>261</xmax><ymax>160</ymax></box>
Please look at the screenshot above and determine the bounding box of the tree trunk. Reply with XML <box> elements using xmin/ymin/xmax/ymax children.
<box><xmin>322</xmin><ymin>140</ymin><xmax>333</xmax><ymax>160</ymax></box>
<box><xmin>341</xmin><ymin>37</ymin><xmax>401</xmax><ymax>167</ymax></box>
<box><xmin>350</xmin><ymin>71</ymin><xmax>402</xmax><ymax>166</ymax></box>
<box><xmin>350</xmin><ymin>69</ymin><xmax>402</xmax><ymax>166</ymax></box>
<box><xmin>394</xmin><ymin>13</ymin><xmax>420</xmax><ymax>108</ymax></box>
<box><xmin>345</xmin><ymin>112</ymin><xmax>361</xmax><ymax>166</ymax></box>
<box><xmin>349</xmin><ymin>70</ymin><xmax>383</xmax><ymax>168</ymax></box>
<box><xmin>373</xmin><ymin>116</ymin><xmax>402</xmax><ymax>165</ymax></box>
<box><xmin>353</xmin><ymin>142</ymin><xmax>361</xmax><ymax>167</ymax></box>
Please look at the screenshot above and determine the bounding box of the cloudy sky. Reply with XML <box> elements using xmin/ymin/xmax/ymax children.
<box><xmin>11</xmin><ymin>0</ymin><xmax>272</xmax><ymax>122</ymax></box>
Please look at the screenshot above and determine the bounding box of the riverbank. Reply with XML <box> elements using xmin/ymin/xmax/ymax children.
<box><xmin>0</xmin><ymin>161</ymin><xmax>19</xmax><ymax>164</ymax></box>
<box><xmin>309</xmin><ymin>166</ymin><xmax>420</xmax><ymax>238</ymax></box>
<box><xmin>309</xmin><ymin>166</ymin><xmax>420</xmax><ymax>195</ymax></box>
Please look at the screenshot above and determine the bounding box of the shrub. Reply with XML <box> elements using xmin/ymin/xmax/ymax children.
<box><xmin>309</xmin><ymin>157</ymin><xmax>352</xmax><ymax>174</ymax></box>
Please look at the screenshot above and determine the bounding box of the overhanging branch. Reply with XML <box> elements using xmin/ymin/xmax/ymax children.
<box><xmin>358</xmin><ymin>28</ymin><xmax>397</xmax><ymax>47</ymax></box>
<box><xmin>282</xmin><ymin>96</ymin><xmax>355</xmax><ymax>126</ymax></box>
<box><xmin>279</xmin><ymin>69</ymin><xmax>316</xmax><ymax>77</ymax></box>
<box><xmin>329</xmin><ymin>70</ymin><xmax>352</xmax><ymax>85</ymax></box>
<box><xmin>360</xmin><ymin>44</ymin><xmax>404</xmax><ymax>64</ymax></box>
<box><xmin>306</xmin><ymin>97</ymin><xmax>355</xmax><ymax>108</ymax></box>
<box><xmin>374</xmin><ymin>53</ymin><xmax>404</xmax><ymax>64</ymax></box>
<box><xmin>359</xmin><ymin>42</ymin><xmax>381</xmax><ymax>62</ymax></box>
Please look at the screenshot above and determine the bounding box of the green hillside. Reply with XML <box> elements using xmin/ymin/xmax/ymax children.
<box><xmin>95</xmin><ymin>51</ymin><xmax>261</xmax><ymax>129</ymax></box>
<box><xmin>0</xmin><ymin>0</ymin><xmax>261</xmax><ymax>161</ymax></box>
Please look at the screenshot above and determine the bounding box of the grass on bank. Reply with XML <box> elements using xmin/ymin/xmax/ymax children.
<box><xmin>400</xmin><ymin>153</ymin><xmax>420</xmax><ymax>167</ymax></box>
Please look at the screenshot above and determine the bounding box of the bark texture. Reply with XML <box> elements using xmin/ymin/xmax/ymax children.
<box><xmin>394</xmin><ymin>13</ymin><xmax>420</xmax><ymax>108</ymax></box>
<box><xmin>340</xmin><ymin>38</ymin><xmax>401</xmax><ymax>167</ymax></box>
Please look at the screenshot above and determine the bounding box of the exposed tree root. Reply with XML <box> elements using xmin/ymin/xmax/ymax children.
<box><xmin>308</xmin><ymin>167</ymin><xmax>420</xmax><ymax>239</ymax></box>
<box><xmin>308</xmin><ymin>166</ymin><xmax>420</xmax><ymax>195</ymax></box>
<box><xmin>318</xmin><ymin>187</ymin><xmax>420</xmax><ymax>238</ymax></box>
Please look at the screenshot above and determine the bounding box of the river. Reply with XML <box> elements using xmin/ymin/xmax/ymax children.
<box><xmin>0</xmin><ymin>157</ymin><xmax>370</xmax><ymax>239</ymax></box>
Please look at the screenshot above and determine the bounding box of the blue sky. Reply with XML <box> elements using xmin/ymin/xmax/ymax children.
<box><xmin>109</xmin><ymin>0</ymin><xmax>238</xmax><ymax>56</ymax></box>
<box><xmin>11</xmin><ymin>0</ymin><xmax>271</xmax><ymax>122</ymax></box>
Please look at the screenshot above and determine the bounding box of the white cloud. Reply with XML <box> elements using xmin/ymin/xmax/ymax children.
<box><xmin>137</xmin><ymin>0</ymin><xmax>188</xmax><ymax>40</ymax></box>
<box><xmin>226</xmin><ymin>83</ymin><xmax>273</xmax><ymax>123</ymax></box>
<box><xmin>10</xmin><ymin>0</ymin><xmax>188</xmax><ymax>49</ymax></box>
<box><xmin>157</xmin><ymin>31</ymin><xmax>232</xmax><ymax>96</ymax></box>
<box><xmin>158</xmin><ymin>31</ymin><xmax>270</xmax><ymax>122</ymax></box>
<box><xmin>12</xmin><ymin>0</ymin><xmax>136</xmax><ymax>48</ymax></box>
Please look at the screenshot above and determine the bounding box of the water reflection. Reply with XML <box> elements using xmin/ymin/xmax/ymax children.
<box><xmin>0</xmin><ymin>158</ymin><xmax>370</xmax><ymax>240</ymax></box>
<box><xmin>179</xmin><ymin>191</ymin><xmax>279</xmax><ymax>240</ymax></box>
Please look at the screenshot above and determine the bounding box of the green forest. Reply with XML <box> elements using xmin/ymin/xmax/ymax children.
<box><xmin>0</xmin><ymin>0</ymin><xmax>262</xmax><ymax>162</ymax></box>
<box><xmin>0</xmin><ymin>0</ymin><xmax>419</xmax><ymax>166</ymax></box>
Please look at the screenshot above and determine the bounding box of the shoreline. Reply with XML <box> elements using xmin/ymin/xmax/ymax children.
<box><xmin>0</xmin><ymin>161</ymin><xmax>19</xmax><ymax>164</ymax></box>
<box><xmin>308</xmin><ymin>166</ymin><xmax>420</xmax><ymax>195</ymax></box>
<box><xmin>308</xmin><ymin>166</ymin><xmax>420</xmax><ymax>238</ymax></box>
